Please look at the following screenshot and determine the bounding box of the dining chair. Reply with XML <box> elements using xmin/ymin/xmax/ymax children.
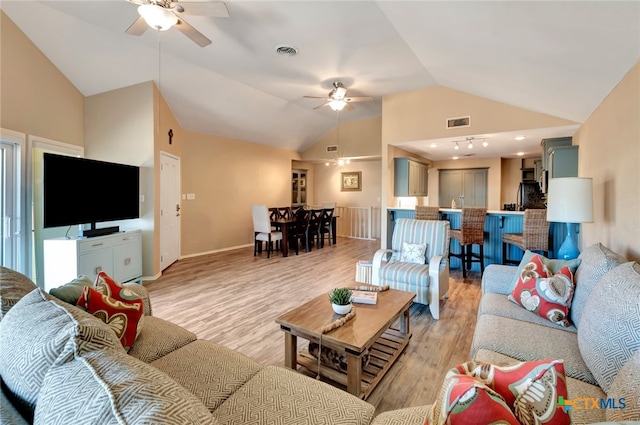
<box><xmin>276</xmin><ymin>207</ymin><xmax>292</xmax><ymax>219</ymax></box>
<box><xmin>414</xmin><ymin>206</ymin><xmax>440</xmax><ymax>221</ymax></box>
<box><xmin>293</xmin><ymin>208</ymin><xmax>313</xmax><ymax>253</ymax></box>
<box><xmin>308</xmin><ymin>209</ymin><xmax>323</xmax><ymax>249</ymax></box>
<box><xmin>502</xmin><ymin>209</ymin><xmax>549</xmax><ymax>265</ymax></box>
<box><xmin>317</xmin><ymin>208</ymin><xmax>335</xmax><ymax>248</ymax></box>
<box><xmin>252</xmin><ymin>205</ymin><xmax>282</xmax><ymax>258</ymax></box>
<box><xmin>449</xmin><ymin>207</ymin><xmax>487</xmax><ymax>278</ymax></box>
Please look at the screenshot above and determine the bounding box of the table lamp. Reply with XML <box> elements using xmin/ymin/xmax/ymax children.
<box><xmin>546</xmin><ymin>177</ymin><xmax>593</xmax><ymax>260</ymax></box>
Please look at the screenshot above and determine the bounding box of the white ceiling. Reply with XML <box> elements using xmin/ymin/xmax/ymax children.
<box><xmin>2</xmin><ymin>1</ymin><xmax>639</xmax><ymax>160</ymax></box>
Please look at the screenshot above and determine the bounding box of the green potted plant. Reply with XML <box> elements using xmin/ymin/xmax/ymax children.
<box><xmin>328</xmin><ymin>287</ymin><xmax>353</xmax><ymax>315</ymax></box>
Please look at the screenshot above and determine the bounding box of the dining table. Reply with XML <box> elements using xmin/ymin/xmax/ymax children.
<box><xmin>270</xmin><ymin>210</ymin><xmax>339</xmax><ymax>257</ymax></box>
<box><xmin>270</xmin><ymin>217</ymin><xmax>297</xmax><ymax>257</ymax></box>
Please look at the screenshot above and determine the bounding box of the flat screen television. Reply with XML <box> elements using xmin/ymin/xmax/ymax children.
<box><xmin>43</xmin><ymin>153</ymin><xmax>140</xmax><ymax>237</ymax></box>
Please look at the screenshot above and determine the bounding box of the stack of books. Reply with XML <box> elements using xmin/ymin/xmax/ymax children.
<box><xmin>350</xmin><ymin>290</ymin><xmax>377</xmax><ymax>305</ymax></box>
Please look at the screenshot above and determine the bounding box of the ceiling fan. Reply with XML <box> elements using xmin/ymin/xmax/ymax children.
<box><xmin>125</xmin><ymin>0</ymin><xmax>229</xmax><ymax>47</ymax></box>
<box><xmin>304</xmin><ymin>82</ymin><xmax>373</xmax><ymax>111</ymax></box>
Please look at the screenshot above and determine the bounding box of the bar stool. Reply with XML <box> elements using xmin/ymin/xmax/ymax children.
<box><xmin>449</xmin><ymin>207</ymin><xmax>487</xmax><ymax>278</ymax></box>
<box><xmin>502</xmin><ymin>209</ymin><xmax>549</xmax><ymax>265</ymax></box>
<box><xmin>414</xmin><ymin>206</ymin><xmax>440</xmax><ymax>220</ymax></box>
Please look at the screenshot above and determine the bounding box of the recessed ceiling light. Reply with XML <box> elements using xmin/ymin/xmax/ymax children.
<box><xmin>517</xmin><ymin>152</ymin><xmax>524</xmax><ymax>156</ymax></box>
<box><xmin>429</xmin><ymin>143</ymin><xmax>438</xmax><ymax>148</ymax></box>
<box><xmin>275</xmin><ymin>45</ymin><xmax>299</xmax><ymax>57</ymax></box>
<box><xmin>452</xmin><ymin>156</ymin><xmax>459</xmax><ymax>160</ymax></box>
<box><xmin>515</xmin><ymin>136</ymin><xmax>526</xmax><ymax>141</ymax></box>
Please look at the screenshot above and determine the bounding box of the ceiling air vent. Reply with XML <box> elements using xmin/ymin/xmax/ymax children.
<box><xmin>275</xmin><ymin>45</ymin><xmax>299</xmax><ymax>57</ymax></box>
<box><xmin>326</xmin><ymin>145</ymin><xmax>338</xmax><ymax>153</ymax></box>
<box><xmin>446</xmin><ymin>116</ymin><xmax>470</xmax><ymax>129</ymax></box>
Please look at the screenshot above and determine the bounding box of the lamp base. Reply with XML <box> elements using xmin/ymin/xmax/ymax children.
<box><xmin>557</xmin><ymin>222</ymin><xmax>580</xmax><ymax>260</ymax></box>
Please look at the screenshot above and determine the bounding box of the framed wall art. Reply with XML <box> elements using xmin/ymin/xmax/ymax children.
<box><xmin>341</xmin><ymin>171</ymin><xmax>362</xmax><ymax>191</ymax></box>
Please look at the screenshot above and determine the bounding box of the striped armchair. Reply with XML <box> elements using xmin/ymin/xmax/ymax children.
<box><xmin>372</xmin><ymin>218</ymin><xmax>450</xmax><ymax>319</ymax></box>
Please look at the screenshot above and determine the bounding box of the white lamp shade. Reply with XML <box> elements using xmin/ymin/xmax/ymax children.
<box><xmin>138</xmin><ymin>4</ymin><xmax>178</xmax><ymax>31</ymax></box>
<box><xmin>547</xmin><ymin>177</ymin><xmax>594</xmax><ymax>223</ymax></box>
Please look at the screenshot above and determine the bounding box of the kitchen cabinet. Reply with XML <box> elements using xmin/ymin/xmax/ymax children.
<box><xmin>548</xmin><ymin>146</ymin><xmax>579</xmax><ymax>178</ymax></box>
<box><xmin>438</xmin><ymin>168</ymin><xmax>488</xmax><ymax>208</ymax></box>
<box><xmin>394</xmin><ymin>158</ymin><xmax>428</xmax><ymax>196</ymax></box>
<box><xmin>541</xmin><ymin>137</ymin><xmax>572</xmax><ymax>171</ymax></box>
<box><xmin>43</xmin><ymin>230</ymin><xmax>142</xmax><ymax>291</ymax></box>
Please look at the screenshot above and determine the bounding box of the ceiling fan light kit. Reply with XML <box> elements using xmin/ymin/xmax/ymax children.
<box><xmin>304</xmin><ymin>81</ymin><xmax>373</xmax><ymax>111</ymax></box>
<box><xmin>138</xmin><ymin>4</ymin><xmax>177</xmax><ymax>31</ymax></box>
<box><xmin>329</xmin><ymin>100</ymin><xmax>347</xmax><ymax>111</ymax></box>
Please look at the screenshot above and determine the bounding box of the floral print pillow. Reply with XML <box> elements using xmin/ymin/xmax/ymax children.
<box><xmin>508</xmin><ymin>254</ymin><xmax>576</xmax><ymax>326</ymax></box>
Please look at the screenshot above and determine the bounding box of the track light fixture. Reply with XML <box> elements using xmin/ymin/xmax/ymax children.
<box><xmin>451</xmin><ymin>136</ymin><xmax>488</xmax><ymax>151</ymax></box>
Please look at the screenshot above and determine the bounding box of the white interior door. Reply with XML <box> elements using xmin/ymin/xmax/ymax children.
<box><xmin>160</xmin><ymin>152</ymin><xmax>180</xmax><ymax>271</ymax></box>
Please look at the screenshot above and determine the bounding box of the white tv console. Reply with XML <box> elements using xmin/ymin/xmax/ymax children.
<box><xmin>43</xmin><ymin>230</ymin><xmax>142</xmax><ymax>292</ymax></box>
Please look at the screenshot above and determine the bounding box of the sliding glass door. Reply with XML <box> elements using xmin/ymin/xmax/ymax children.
<box><xmin>0</xmin><ymin>135</ymin><xmax>25</xmax><ymax>273</ymax></box>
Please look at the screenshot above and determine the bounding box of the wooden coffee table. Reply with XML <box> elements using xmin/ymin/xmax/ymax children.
<box><xmin>275</xmin><ymin>286</ymin><xmax>415</xmax><ymax>400</ymax></box>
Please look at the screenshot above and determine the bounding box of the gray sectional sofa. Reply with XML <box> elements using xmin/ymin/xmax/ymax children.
<box><xmin>0</xmin><ymin>267</ymin><xmax>380</xmax><ymax>425</ymax></box>
<box><xmin>0</xmin><ymin>266</ymin><xmax>433</xmax><ymax>425</ymax></box>
<box><xmin>471</xmin><ymin>243</ymin><xmax>640</xmax><ymax>425</ymax></box>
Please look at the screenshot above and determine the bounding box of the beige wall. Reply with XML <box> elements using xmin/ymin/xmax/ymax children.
<box><xmin>382</xmin><ymin>86</ymin><xmax>577</xmax><ymax>145</ymax></box>
<box><xmin>302</xmin><ymin>116</ymin><xmax>381</xmax><ymax>161</ymax></box>
<box><xmin>573</xmin><ymin>61</ymin><xmax>640</xmax><ymax>262</ymax></box>
<box><xmin>312</xmin><ymin>160</ymin><xmax>382</xmax><ymax>208</ymax></box>
<box><xmin>85</xmin><ymin>82</ymin><xmax>160</xmax><ymax>277</ymax></box>
<box><xmin>0</xmin><ymin>11</ymin><xmax>84</xmax><ymax>146</ymax></box>
<box><xmin>180</xmin><ymin>130</ymin><xmax>297</xmax><ymax>256</ymax></box>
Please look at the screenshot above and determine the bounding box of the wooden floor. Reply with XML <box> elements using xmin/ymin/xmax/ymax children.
<box><xmin>145</xmin><ymin>237</ymin><xmax>482</xmax><ymax>415</ymax></box>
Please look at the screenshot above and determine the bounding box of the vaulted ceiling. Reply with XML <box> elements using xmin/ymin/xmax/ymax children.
<box><xmin>2</xmin><ymin>1</ymin><xmax>638</xmax><ymax>160</ymax></box>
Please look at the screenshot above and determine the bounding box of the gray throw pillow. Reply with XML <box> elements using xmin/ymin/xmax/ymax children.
<box><xmin>571</xmin><ymin>243</ymin><xmax>626</xmax><ymax>327</ymax></box>
<box><xmin>578</xmin><ymin>262</ymin><xmax>640</xmax><ymax>393</ymax></box>
<box><xmin>49</xmin><ymin>275</ymin><xmax>93</xmax><ymax>305</ymax></box>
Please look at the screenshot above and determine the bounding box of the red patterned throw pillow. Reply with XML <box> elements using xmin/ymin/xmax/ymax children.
<box><xmin>77</xmin><ymin>286</ymin><xmax>143</xmax><ymax>352</ymax></box>
<box><xmin>508</xmin><ymin>254</ymin><xmax>576</xmax><ymax>326</ymax></box>
<box><xmin>426</xmin><ymin>372</ymin><xmax>519</xmax><ymax>425</ymax></box>
<box><xmin>426</xmin><ymin>359</ymin><xmax>570</xmax><ymax>425</ymax></box>
<box><xmin>95</xmin><ymin>271</ymin><xmax>143</xmax><ymax>306</ymax></box>
<box><xmin>456</xmin><ymin>359</ymin><xmax>570</xmax><ymax>425</ymax></box>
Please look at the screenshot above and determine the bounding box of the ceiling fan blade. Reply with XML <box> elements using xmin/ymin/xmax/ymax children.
<box><xmin>170</xmin><ymin>1</ymin><xmax>229</xmax><ymax>17</ymax></box>
<box><xmin>343</xmin><ymin>103</ymin><xmax>355</xmax><ymax>111</ymax></box>
<box><xmin>344</xmin><ymin>96</ymin><xmax>374</xmax><ymax>103</ymax></box>
<box><xmin>125</xmin><ymin>16</ymin><xmax>148</xmax><ymax>36</ymax></box>
<box><xmin>304</xmin><ymin>96</ymin><xmax>329</xmax><ymax>100</ymax></box>
<box><xmin>313</xmin><ymin>102</ymin><xmax>330</xmax><ymax>110</ymax></box>
<box><xmin>174</xmin><ymin>18</ymin><xmax>212</xmax><ymax>47</ymax></box>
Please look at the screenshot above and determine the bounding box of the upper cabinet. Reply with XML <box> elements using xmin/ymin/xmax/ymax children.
<box><xmin>539</xmin><ymin>137</ymin><xmax>578</xmax><ymax>192</ymax></box>
<box><xmin>548</xmin><ymin>146</ymin><xmax>579</xmax><ymax>178</ymax></box>
<box><xmin>394</xmin><ymin>158</ymin><xmax>429</xmax><ymax>197</ymax></box>
<box><xmin>541</xmin><ymin>137</ymin><xmax>572</xmax><ymax>171</ymax></box>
